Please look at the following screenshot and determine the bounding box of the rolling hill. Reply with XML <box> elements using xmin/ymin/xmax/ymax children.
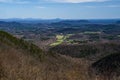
<box><xmin>91</xmin><ymin>53</ymin><xmax>120</xmax><ymax>80</ymax></box>
<box><xmin>0</xmin><ymin>31</ymin><xmax>90</xmax><ymax>80</ymax></box>
<box><xmin>0</xmin><ymin>30</ymin><xmax>120</xmax><ymax>80</ymax></box>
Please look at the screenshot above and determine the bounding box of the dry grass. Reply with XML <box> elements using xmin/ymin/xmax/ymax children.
<box><xmin>0</xmin><ymin>44</ymin><xmax>92</xmax><ymax>80</ymax></box>
<box><xmin>0</xmin><ymin>39</ymin><xmax>119</xmax><ymax>80</ymax></box>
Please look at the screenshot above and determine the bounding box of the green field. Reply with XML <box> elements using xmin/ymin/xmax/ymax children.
<box><xmin>56</xmin><ymin>35</ymin><xmax>64</xmax><ymax>40</ymax></box>
<box><xmin>50</xmin><ymin>35</ymin><xmax>64</xmax><ymax>46</ymax></box>
<box><xmin>50</xmin><ymin>34</ymin><xmax>74</xmax><ymax>46</ymax></box>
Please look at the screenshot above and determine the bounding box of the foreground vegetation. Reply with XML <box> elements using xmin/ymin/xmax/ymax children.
<box><xmin>0</xmin><ymin>31</ymin><xmax>90</xmax><ymax>80</ymax></box>
<box><xmin>0</xmin><ymin>30</ymin><xmax>120</xmax><ymax>80</ymax></box>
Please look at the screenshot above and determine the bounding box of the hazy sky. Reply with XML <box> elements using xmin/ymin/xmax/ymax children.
<box><xmin>0</xmin><ymin>0</ymin><xmax>120</xmax><ymax>19</ymax></box>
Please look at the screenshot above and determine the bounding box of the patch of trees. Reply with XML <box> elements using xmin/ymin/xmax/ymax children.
<box><xmin>49</xmin><ymin>42</ymin><xmax>120</xmax><ymax>59</ymax></box>
<box><xmin>49</xmin><ymin>44</ymin><xmax>98</xmax><ymax>58</ymax></box>
<box><xmin>91</xmin><ymin>53</ymin><xmax>120</xmax><ymax>80</ymax></box>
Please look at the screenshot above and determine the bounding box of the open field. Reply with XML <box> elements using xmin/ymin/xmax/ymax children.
<box><xmin>50</xmin><ymin>35</ymin><xmax>64</xmax><ymax>46</ymax></box>
<box><xmin>50</xmin><ymin>34</ymin><xmax>74</xmax><ymax>46</ymax></box>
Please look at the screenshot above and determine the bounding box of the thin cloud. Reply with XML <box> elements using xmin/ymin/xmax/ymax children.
<box><xmin>0</xmin><ymin>0</ymin><xmax>30</xmax><ymax>4</ymax></box>
<box><xmin>107</xmin><ymin>5</ymin><xmax>120</xmax><ymax>8</ymax></box>
<box><xmin>15</xmin><ymin>1</ymin><xmax>30</xmax><ymax>4</ymax></box>
<box><xmin>0</xmin><ymin>0</ymin><xmax>110</xmax><ymax>4</ymax></box>
<box><xmin>84</xmin><ymin>5</ymin><xmax>96</xmax><ymax>8</ymax></box>
<box><xmin>35</xmin><ymin>6</ymin><xmax>46</xmax><ymax>9</ymax></box>
<box><xmin>46</xmin><ymin>0</ymin><xmax>109</xmax><ymax>3</ymax></box>
<box><xmin>0</xmin><ymin>0</ymin><xmax>13</xmax><ymax>3</ymax></box>
<box><xmin>82</xmin><ymin>5</ymin><xmax>120</xmax><ymax>8</ymax></box>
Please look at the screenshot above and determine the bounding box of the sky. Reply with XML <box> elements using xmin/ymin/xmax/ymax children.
<box><xmin>0</xmin><ymin>0</ymin><xmax>120</xmax><ymax>19</ymax></box>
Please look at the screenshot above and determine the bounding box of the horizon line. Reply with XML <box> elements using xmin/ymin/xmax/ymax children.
<box><xmin>0</xmin><ymin>18</ymin><xmax>120</xmax><ymax>20</ymax></box>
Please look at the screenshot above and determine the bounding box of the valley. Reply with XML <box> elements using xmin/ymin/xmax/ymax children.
<box><xmin>0</xmin><ymin>19</ymin><xmax>120</xmax><ymax>80</ymax></box>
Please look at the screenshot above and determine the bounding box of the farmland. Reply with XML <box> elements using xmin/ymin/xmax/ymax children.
<box><xmin>50</xmin><ymin>34</ymin><xmax>74</xmax><ymax>46</ymax></box>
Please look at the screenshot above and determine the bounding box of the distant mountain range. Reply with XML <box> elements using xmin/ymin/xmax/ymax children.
<box><xmin>0</xmin><ymin>18</ymin><xmax>120</xmax><ymax>24</ymax></box>
<box><xmin>0</xmin><ymin>18</ymin><xmax>62</xmax><ymax>23</ymax></box>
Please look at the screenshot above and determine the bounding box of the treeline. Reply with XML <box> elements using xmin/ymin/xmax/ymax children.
<box><xmin>49</xmin><ymin>42</ymin><xmax>120</xmax><ymax>59</ymax></box>
<box><xmin>49</xmin><ymin>44</ymin><xmax>98</xmax><ymax>58</ymax></box>
<box><xmin>0</xmin><ymin>30</ymin><xmax>44</xmax><ymax>60</ymax></box>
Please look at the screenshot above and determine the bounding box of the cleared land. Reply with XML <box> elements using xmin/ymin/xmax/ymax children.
<box><xmin>50</xmin><ymin>35</ymin><xmax>64</xmax><ymax>46</ymax></box>
<box><xmin>50</xmin><ymin>34</ymin><xmax>74</xmax><ymax>46</ymax></box>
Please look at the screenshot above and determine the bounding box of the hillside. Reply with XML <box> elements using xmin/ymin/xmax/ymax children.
<box><xmin>0</xmin><ymin>31</ymin><xmax>44</xmax><ymax>60</ymax></box>
<box><xmin>91</xmin><ymin>53</ymin><xmax>120</xmax><ymax>80</ymax></box>
<box><xmin>50</xmin><ymin>42</ymin><xmax>120</xmax><ymax>60</ymax></box>
<box><xmin>0</xmin><ymin>30</ymin><xmax>120</xmax><ymax>80</ymax></box>
<box><xmin>0</xmin><ymin>31</ymin><xmax>90</xmax><ymax>80</ymax></box>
